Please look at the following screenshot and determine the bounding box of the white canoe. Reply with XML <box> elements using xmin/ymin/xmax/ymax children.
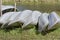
<box><xmin>48</xmin><ymin>12</ymin><xmax>60</xmax><ymax>30</ymax></box>
<box><xmin>0</xmin><ymin>12</ymin><xmax>14</xmax><ymax>24</ymax></box>
<box><xmin>8</xmin><ymin>10</ymin><xmax>33</xmax><ymax>28</ymax></box>
<box><xmin>0</xmin><ymin>12</ymin><xmax>15</xmax><ymax>28</ymax></box>
<box><xmin>8</xmin><ymin>12</ymin><xmax>21</xmax><ymax>25</ymax></box>
<box><xmin>22</xmin><ymin>11</ymin><xmax>42</xmax><ymax>28</ymax></box>
<box><xmin>38</xmin><ymin>13</ymin><xmax>49</xmax><ymax>32</ymax></box>
<box><xmin>2</xmin><ymin>5</ymin><xmax>18</xmax><ymax>14</ymax></box>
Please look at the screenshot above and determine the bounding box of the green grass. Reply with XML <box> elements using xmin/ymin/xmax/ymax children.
<box><xmin>21</xmin><ymin>23</ymin><xmax>60</xmax><ymax>40</ymax></box>
<box><xmin>0</xmin><ymin>24</ymin><xmax>60</xmax><ymax>40</ymax></box>
<box><xmin>0</xmin><ymin>28</ymin><xmax>22</xmax><ymax>40</ymax></box>
<box><xmin>3</xmin><ymin>0</ymin><xmax>15</xmax><ymax>5</ymax></box>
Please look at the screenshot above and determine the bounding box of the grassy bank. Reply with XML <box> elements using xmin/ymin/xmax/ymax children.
<box><xmin>0</xmin><ymin>24</ymin><xmax>60</xmax><ymax>40</ymax></box>
<box><xmin>3</xmin><ymin>0</ymin><xmax>60</xmax><ymax>12</ymax></box>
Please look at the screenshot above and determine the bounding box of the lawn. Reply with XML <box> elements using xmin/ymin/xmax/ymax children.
<box><xmin>21</xmin><ymin>23</ymin><xmax>60</xmax><ymax>40</ymax></box>
<box><xmin>0</xmin><ymin>24</ymin><xmax>60</xmax><ymax>40</ymax></box>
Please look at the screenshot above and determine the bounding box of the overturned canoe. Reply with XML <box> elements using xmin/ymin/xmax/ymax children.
<box><xmin>8</xmin><ymin>12</ymin><xmax>21</xmax><ymax>25</ymax></box>
<box><xmin>8</xmin><ymin>10</ymin><xmax>33</xmax><ymax>28</ymax></box>
<box><xmin>0</xmin><ymin>12</ymin><xmax>14</xmax><ymax>28</ymax></box>
<box><xmin>22</xmin><ymin>11</ymin><xmax>42</xmax><ymax>28</ymax></box>
<box><xmin>0</xmin><ymin>12</ymin><xmax>21</xmax><ymax>28</ymax></box>
<box><xmin>1</xmin><ymin>5</ymin><xmax>18</xmax><ymax>14</ymax></box>
<box><xmin>38</xmin><ymin>13</ymin><xmax>49</xmax><ymax>32</ymax></box>
<box><xmin>31</xmin><ymin>11</ymin><xmax>42</xmax><ymax>25</ymax></box>
<box><xmin>48</xmin><ymin>12</ymin><xmax>60</xmax><ymax>30</ymax></box>
<box><xmin>0</xmin><ymin>12</ymin><xmax>14</xmax><ymax>24</ymax></box>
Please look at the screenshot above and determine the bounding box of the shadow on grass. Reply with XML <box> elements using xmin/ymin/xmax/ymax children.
<box><xmin>22</xmin><ymin>25</ymin><xmax>34</xmax><ymax>31</ymax></box>
<box><xmin>0</xmin><ymin>26</ymin><xmax>22</xmax><ymax>33</ymax></box>
<box><xmin>35</xmin><ymin>27</ymin><xmax>58</xmax><ymax>35</ymax></box>
<box><xmin>0</xmin><ymin>22</ymin><xmax>59</xmax><ymax>36</ymax></box>
<box><xmin>41</xmin><ymin>28</ymin><xmax>58</xmax><ymax>35</ymax></box>
<box><xmin>0</xmin><ymin>23</ymin><xmax>23</xmax><ymax>33</ymax></box>
<box><xmin>35</xmin><ymin>23</ymin><xmax>59</xmax><ymax>36</ymax></box>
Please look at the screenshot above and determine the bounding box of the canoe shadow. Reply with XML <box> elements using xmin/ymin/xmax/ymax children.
<box><xmin>35</xmin><ymin>23</ymin><xmax>58</xmax><ymax>35</ymax></box>
<box><xmin>0</xmin><ymin>23</ymin><xmax>23</xmax><ymax>32</ymax></box>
